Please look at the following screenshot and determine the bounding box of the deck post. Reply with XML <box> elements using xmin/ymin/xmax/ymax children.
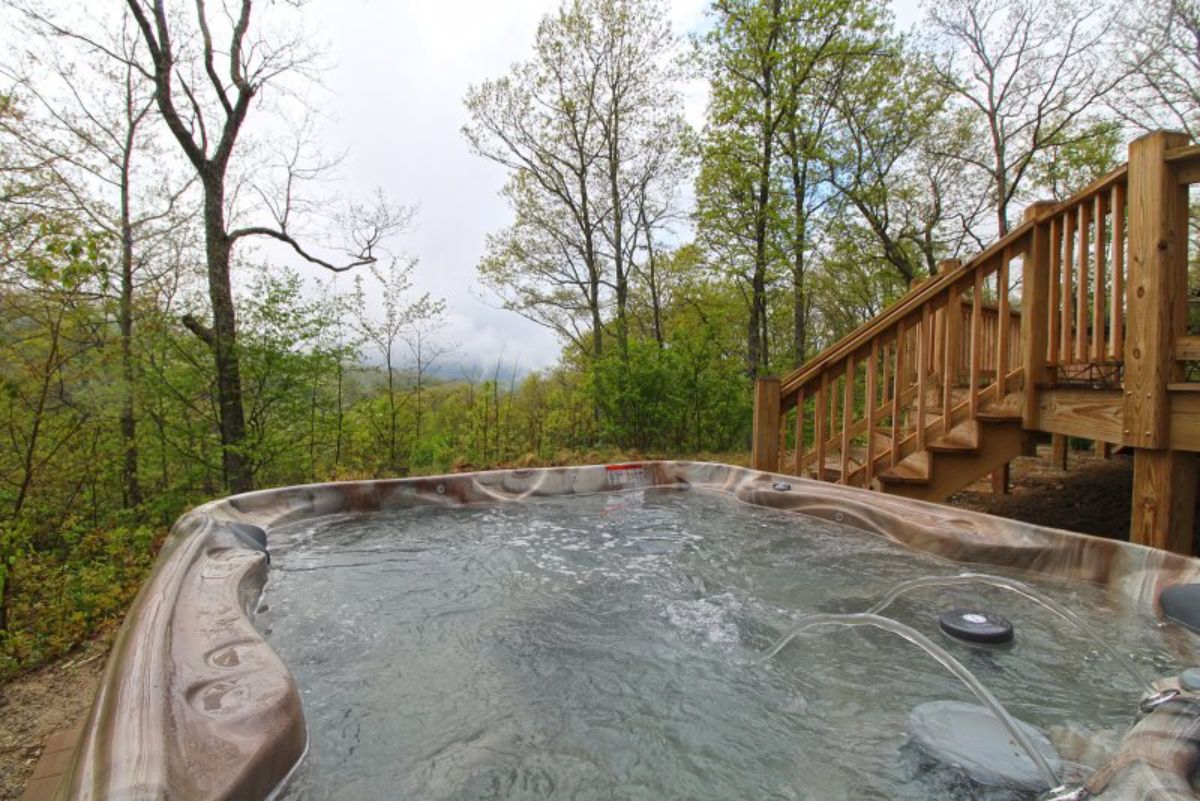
<box><xmin>1050</xmin><ymin>434</ymin><xmax>1068</xmax><ymax>470</ymax></box>
<box><xmin>1131</xmin><ymin>451</ymin><xmax>1197</xmax><ymax>553</ymax></box>
<box><xmin>1020</xmin><ymin>201</ymin><xmax>1057</xmax><ymax>429</ymax></box>
<box><xmin>1125</xmin><ymin>131</ymin><xmax>1195</xmax><ymax>553</ymax></box>
<box><xmin>990</xmin><ymin>462</ymin><xmax>1010</xmax><ymax>495</ymax></box>
<box><xmin>751</xmin><ymin>377</ymin><xmax>781</xmax><ymax>472</ymax></box>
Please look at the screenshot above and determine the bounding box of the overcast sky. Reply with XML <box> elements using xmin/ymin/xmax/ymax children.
<box><xmin>287</xmin><ymin>0</ymin><xmax>923</xmax><ymax>372</ymax></box>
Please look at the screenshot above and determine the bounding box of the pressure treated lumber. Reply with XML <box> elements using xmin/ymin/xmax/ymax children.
<box><xmin>751</xmin><ymin>377</ymin><xmax>780</xmax><ymax>471</ymax></box>
<box><xmin>1021</xmin><ymin>202</ymin><xmax>1056</xmax><ymax>428</ymax></box>
<box><xmin>1131</xmin><ymin>449</ymin><xmax>1197</xmax><ymax>553</ymax></box>
<box><xmin>1123</xmin><ymin>131</ymin><xmax>1189</xmax><ymax>449</ymax></box>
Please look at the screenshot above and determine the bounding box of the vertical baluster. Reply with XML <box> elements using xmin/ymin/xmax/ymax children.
<box><xmin>815</xmin><ymin>373</ymin><xmax>828</xmax><ymax>481</ymax></box>
<box><xmin>866</xmin><ymin>339</ymin><xmax>878</xmax><ymax>488</ymax></box>
<box><xmin>942</xmin><ymin>283</ymin><xmax>961</xmax><ymax>434</ymax></box>
<box><xmin>1111</xmin><ymin>183</ymin><xmax>1125</xmax><ymax>360</ymax></box>
<box><xmin>918</xmin><ymin>307</ymin><xmax>929</xmax><ymax>451</ymax></box>
<box><xmin>778</xmin><ymin>410</ymin><xmax>788</xmax><ymax>473</ymax></box>
<box><xmin>995</xmin><ymin>248</ymin><xmax>1011</xmax><ymax>401</ymax></box>
<box><xmin>840</xmin><ymin>356</ymin><xmax>853</xmax><ymax>484</ymax></box>
<box><xmin>969</xmin><ymin>269</ymin><xmax>984</xmax><ymax>417</ymax></box>
<box><xmin>829</xmin><ymin>371</ymin><xmax>837</xmax><ymax>447</ymax></box>
<box><xmin>1075</xmin><ymin>201</ymin><xmax>1090</xmax><ymax>362</ymax></box>
<box><xmin>1092</xmin><ymin>193</ymin><xmax>1107</xmax><ymax>362</ymax></box>
<box><xmin>881</xmin><ymin>340</ymin><xmax>891</xmax><ymax>406</ymax></box>
<box><xmin>890</xmin><ymin>324</ymin><xmax>906</xmax><ymax>466</ymax></box>
<box><xmin>922</xmin><ymin>309</ymin><xmax>933</xmax><ymax>376</ymax></box>
<box><xmin>1062</xmin><ymin>211</ymin><xmax>1076</xmax><ymax>362</ymax></box>
<box><xmin>794</xmin><ymin>388</ymin><xmax>806</xmax><ymax>477</ymax></box>
<box><xmin>932</xmin><ymin>297</ymin><xmax>944</xmax><ymax>388</ymax></box>
<box><xmin>1048</xmin><ymin>215</ymin><xmax>1061</xmax><ymax>366</ymax></box>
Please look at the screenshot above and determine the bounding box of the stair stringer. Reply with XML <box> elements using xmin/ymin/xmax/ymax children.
<box><xmin>879</xmin><ymin>420</ymin><xmax>1027</xmax><ymax>503</ymax></box>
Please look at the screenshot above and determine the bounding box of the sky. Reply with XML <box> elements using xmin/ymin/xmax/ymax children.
<box><xmin>267</xmin><ymin>0</ymin><xmax>920</xmax><ymax>372</ymax></box>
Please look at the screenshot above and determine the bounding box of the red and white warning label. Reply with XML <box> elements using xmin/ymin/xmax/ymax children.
<box><xmin>605</xmin><ymin>463</ymin><xmax>647</xmax><ymax>487</ymax></box>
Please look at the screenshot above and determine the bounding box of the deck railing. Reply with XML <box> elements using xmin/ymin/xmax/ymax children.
<box><xmin>751</xmin><ymin>131</ymin><xmax>1199</xmax><ymax>493</ymax></box>
<box><xmin>754</xmin><ymin>220</ymin><xmax>1034</xmax><ymax>485</ymax></box>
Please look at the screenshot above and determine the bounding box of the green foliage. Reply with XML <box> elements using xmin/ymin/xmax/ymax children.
<box><xmin>0</xmin><ymin>0</ymin><xmax>1150</xmax><ymax>685</ymax></box>
<box><xmin>0</xmin><ymin>519</ymin><xmax>162</xmax><ymax>679</ymax></box>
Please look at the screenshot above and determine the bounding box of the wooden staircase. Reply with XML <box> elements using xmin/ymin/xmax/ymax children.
<box><xmin>750</xmin><ymin>131</ymin><xmax>1200</xmax><ymax>553</ymax></box>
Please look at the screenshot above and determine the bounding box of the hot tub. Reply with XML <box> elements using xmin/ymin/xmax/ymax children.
<box><xmin>50</xmin><ymin>463</ymin><xmax>1200</xmax><ymax>799</ymax></box>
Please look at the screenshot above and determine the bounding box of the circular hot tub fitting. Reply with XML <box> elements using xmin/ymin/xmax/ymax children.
<box><xmin>939</xmin><ymin>609</ymin><xmax>1014</xmax><ymax>644</ymax></box>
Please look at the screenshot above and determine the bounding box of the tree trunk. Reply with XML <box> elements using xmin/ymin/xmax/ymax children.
<box><xmin>13</xmin><ymin>307</ymin><xmax>63</xmax><ymax>520</ymax></box>
<box><xmin>608</xmin><ymin>112</ymin><xmax>628</xmax><ymax>360</ymax></box>
<box><xmin>202</xmin><ymin>176</ymin><xmax>252</xmax><ymax>493</ymax></box>
<box><xmin>749</xmin><ymin>0</ymin><xmax>780</xmax><ymax>378</ymax></box>
<box><xmin>118</xmin><ymin>152</ymin><xmax>142</xmax><ymax>507</ymax></box>
<box><xmin>641</xmin><ymin>206</ymin><xmax>664</xmax><ymax>348</ymax></box>
<box><xmin>789</xmin><ymin>140</ymin><xmax>808</xmax><ymax>369</ymax></box>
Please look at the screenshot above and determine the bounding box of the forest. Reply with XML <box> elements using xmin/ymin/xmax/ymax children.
<box><xmin>0</xmin><ymin>0</ymin><xmax>1194</xmax><ymax>678</ymax></box>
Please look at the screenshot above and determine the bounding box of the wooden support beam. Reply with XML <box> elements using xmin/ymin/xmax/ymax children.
<box><xmin>1050</xmin><ymin>433</ymin><xmax>1068</xmax><ymax>470</ymax></box>
<box><xmin>1048</xmin><ymin>215</ymin><xmax>1062</xmax><ymax>366</ymax></box>
<box><xmin>1095</xmin><ymin>440</ymin><xmax>1113</xmax><ymax>460</ymax></box>
<box><xmin>1037</xmin><ymin>388</ymin><xmax>1124</xmax><ymax>442</ymax></box>
<box><xmin>840</xmin><ymin>357</ymin><xmax>854</xmax><ymax>484</ymax></box>
<box><xmin>1125</xmin><ymin>131</ymin><xmax>1195</xmax><ymax>552</ymax></box>
<box><xmin>794</xmin><ymin>388</ymin><xmax>806</xmax><ymax>477</ymax></box>
<box><xmin>816</xmin><ymin>373</ymin><xmax>828</xmax><ymax>480</ymax></box>
<box><xmin>866</xmin><ymin>340</ymin><xmax>878</xmax><ymax>488</ymax></box>
<box><xmin>918</xmin><ymin>307</ymin><xmax>929</xmax><ymax>453</ymax></box>
<box><xmin>942</xmin><ymin>272</ymin><xmax>963</xmax><ymax>435</ymax></box>
<box><xmin>995</xmin><ymin>249</ymin><xmax>1011</xmax><ymax>403</ymax></box>
<box><xmin>1111</xmin><ymin>182</ymin><xmax>1125</xmax><ymax>360</ymax></box>
<box><xmin>1131</xmin><ymin>449</ymin><xmax>1197</xmax><ymax>554</ymax></box>
<box><xmin>1092</xmin><ymin>192</ymin><xmax>1107</xmax><ymax>362</ymax></box>
<box><xmin>990</xmin><ymin>462</ymin><xmax>1010</xmax><ymax>495</ymax></box>
<box><xmin>1075</xmin><ymin>200</ymin><xmax>1090</xmax><ymax>362</ymax></box>
<box><xmin>969</xmin><ymin>270</ymin><xmax>983</xmax><ymax>417</ymax></box>
<box><xmin>1021</xmin><ymin>202</ymin><xmax>1056</xmax><ymax>428</ymax></box>
<box><xmin>1123</xmin><ymin>131</ymin><xmax>1190</xmax><ymax>449</ymax></box>
<box><xmin>1062</xmin><ymin>210</ymin><xmax>1076</xmax><ymax>362</ymax></box>
<box><xmin>751</xmin><ymin>377</ymin><xmax>781</xmax><ymax>471</ymax></box>
<box><xmin>891</xmin><ymin>323</ymin><xmax>907</xmax><ymax>467</ymax></box>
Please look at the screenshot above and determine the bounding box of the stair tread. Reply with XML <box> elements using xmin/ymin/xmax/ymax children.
<box><xmin>878</xmin><ymin>463</ymin><xmax>930</xmax><ymax>484</ymax></box>
<box><xmin>878</xmin><ymin>451</ymin><xmax>930</xmax><ymax>484</ymax></box>
<box><xmin>975</xmin><ymin>411</ymin><xmax>1022</xmax><ymax>423</ymax></box>
<box><xmin>926</xmin><ymin>420</ymin><xmax>981</xmax><ymax>452</ymax></box>
<box><xmin>926</xmin><ymin>439</ymin><xmax>977</xmax><ymax>453</ymax></box>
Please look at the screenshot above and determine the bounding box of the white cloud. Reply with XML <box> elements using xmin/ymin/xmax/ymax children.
<box><xmin>294</xmin><ymin>0</ymin><xmax>713</xmax><ymax>371</ymax></box>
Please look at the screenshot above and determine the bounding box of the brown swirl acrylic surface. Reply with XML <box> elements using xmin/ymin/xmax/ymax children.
<box><xmin>52</xmin><ymin>462</ymin><xmax>1200</xmax><ymax>800</ymax></box>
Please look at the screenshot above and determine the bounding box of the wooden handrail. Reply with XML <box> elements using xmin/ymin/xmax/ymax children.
<box><xmin>779</xmin><ymin>220</ymin><xmax>1034</xmax><ymax>402</ymax></box>
<box><xmin>779</xmin><ymin>161</ymin><xmax>1131</xmax><ymax>404</ymax></box>
<box><xmin>753</xmin><ymin>131</ymin><xmax>1200</xmax><ymax>557</ymax></box>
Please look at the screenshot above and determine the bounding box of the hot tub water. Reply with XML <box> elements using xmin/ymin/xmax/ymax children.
<box><xmin>257</xmin><ymin>487</ymin><xmax>1187</xmax><ymax>800</ymax></box>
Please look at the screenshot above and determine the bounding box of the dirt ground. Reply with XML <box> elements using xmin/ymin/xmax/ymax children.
<box><xmin>0</xmin><ymin>445</ymin><xmax>1148</xmax><ymax>799</ymax></box>
<box><xmin>0</xmin><ymin>635</ymin><xmax>111</xmax><ymax>800</ymax></box>
<box><xmin>947</xmin><ymin>442</ymin><xmax>1137</xmax><ymax>542</ymax></box>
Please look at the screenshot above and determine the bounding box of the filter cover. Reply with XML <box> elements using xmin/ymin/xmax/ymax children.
<box><xmin>938</xmin><ymin>608</ymin><xmax>1014</xmax><ymax>644</ymax></box>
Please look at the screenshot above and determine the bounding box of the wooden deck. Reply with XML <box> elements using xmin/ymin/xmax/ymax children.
<box><xmin>19</xmin><ymin>725</ymin><xmax>81</xmax><ymax>801</ymax></box>
<box><xmin>753</xmin><ymin>130</ymin><xmax>1200</xmax><ymax>555</ymax></box>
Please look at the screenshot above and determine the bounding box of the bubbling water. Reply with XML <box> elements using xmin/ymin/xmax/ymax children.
<box><xmin>259</xmin><ymin>488</ymin><xmax>1186</xmax><ymax>800</ymax></box>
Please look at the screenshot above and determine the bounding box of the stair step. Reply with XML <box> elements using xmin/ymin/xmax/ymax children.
<box><xmin>927</xmin><ymin>420</ymin><xmax>980</xmax><ymax>452</ymax></box>
<box><xmin>927</xmin><ymin>439</ymin><xmax>977</xmax><ymax>453</ymax></box>
<box><xmin>878</xmin><ymin>452</ymin><xmax>931</xmax><ymax>485</ymax></box>
<box><xmin>878</xmin><ymin>464</ymin><xmax>930</xmax><ymax>485</ymax></box>
<box><xmin>975</xmin><ymin>411</ymin><xmax>1022</xmax><ymax>423</ymax></box>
